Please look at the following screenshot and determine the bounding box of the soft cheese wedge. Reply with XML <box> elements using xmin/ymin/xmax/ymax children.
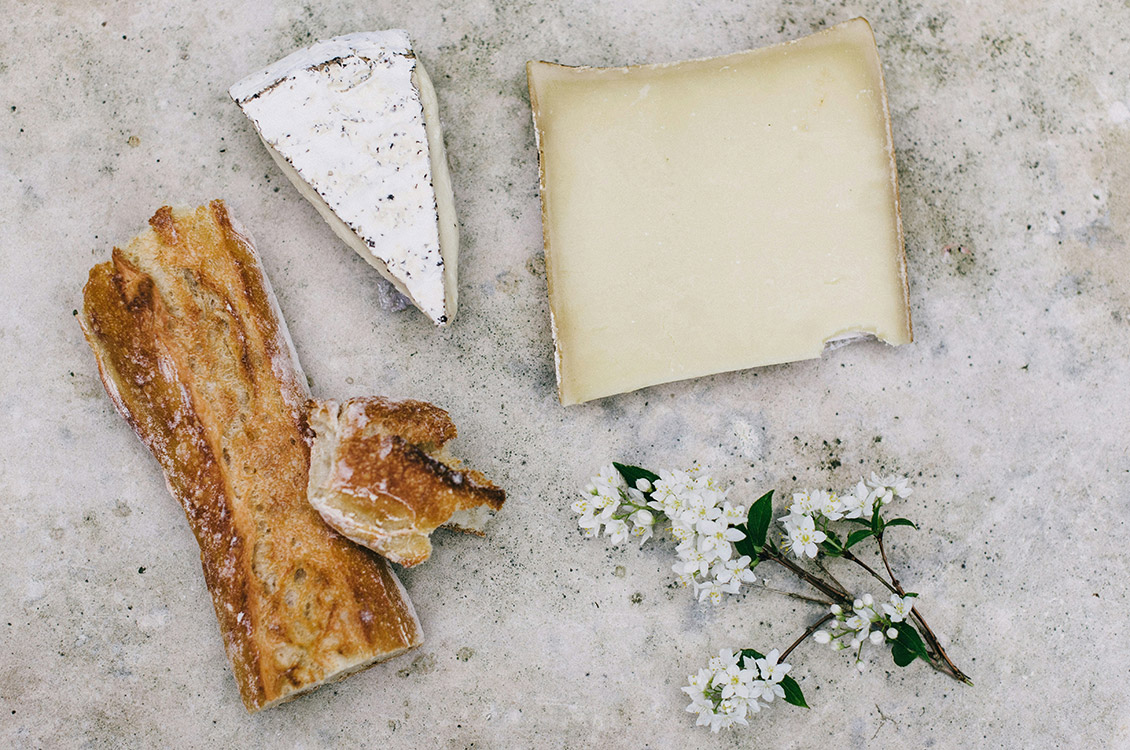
<box><xmin>231</xmin><ymin>31</ymin><xmax>458</xmax><ymax>325</ymax></box>
<box><xmin>528</xmin><ymin>18</ymin><xmax>912</xmax><ymax>404</ymax></box>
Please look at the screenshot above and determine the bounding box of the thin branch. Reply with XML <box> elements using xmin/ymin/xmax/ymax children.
<box><xmin>875</xmin><ymin>534</ymin><xmax>972</xmax><ymax>685</ymax></box>
<box><xmin>814</xmin><ymin>556</ymin><xmax>851</xmax><ymax>598</ymax></box>
<box><xmin>842</xmin><ymin>550</ymin><xmax>899</xmax><ymax>595</ymax></box>
<box><xmin>876</xmin><ymin>533</ymin><xmax>902</xmax><ymax>590</ymax></box>
<box><xmin>780</xmin><ymin>612</ymin><xmax>836</xmax><ymax>662</ymax></box>
<box><xmin>757</xmin><ymin>583</ymin><xmax>834</xmax><ymax>607</ymax></box>
<box><xmin>762</xmin><ymin>550</ymin><xmax>850</xmax><ymax>604</ymax></box>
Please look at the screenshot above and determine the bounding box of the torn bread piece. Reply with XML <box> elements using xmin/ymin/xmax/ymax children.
<box><xmin>229</xmin><ymin>31</ymin><xmax>458</xmax><ymax>325</ymax></box>
<box><xmin>80</xmin><ymin>201</ymin><xmax>421</xmax><ymax>712</ymax></box>
<box><xmin>308</xmin><ymin>397</ymin><xmax>506</xmax><ymax>567</ymax></box>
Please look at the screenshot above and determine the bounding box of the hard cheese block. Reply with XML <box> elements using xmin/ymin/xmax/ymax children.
<box><xmin>230</xmin><ymin>31</ymin><xmax>458</xmax><ymax>325</ymax></box>
<box><xmin>527</xmin><ymin>18</ymin><xmax>912</xmax><ymax>405</ymax></box>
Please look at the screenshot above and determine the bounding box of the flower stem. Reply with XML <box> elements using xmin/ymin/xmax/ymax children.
<box><xmin>761</xmin><ymin>549</ymin><xmax>850</xmax><ymax>605</ymax></box>
<box><xmin>841</xmin><ymin>550</ymin><xmax>899</xmax><ymax>595</ymax></box>
<box><xmin>780</xmin><ymin>612</ymin><xmax>836</xmax><ymax>662</ymax></box>
<box><xmin>814</xmin><ymin>556</ymin><xmax>851</xmax><ymax>598</ymax></box>
<box><xmin>757</xmin><ymin>584</ymin><xmax>834</xmax><ymax>607</ymax></box>
<box><xmin>876</xmin><ymin>534</ymin><xmax>973</xmax><ymax>686</ymax></box>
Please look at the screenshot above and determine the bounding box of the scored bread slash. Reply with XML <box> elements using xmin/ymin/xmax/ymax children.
<box><xmin>79</xmin><ymin>201</ymin><xmax>422</xmax><ymax>712</ymax></box>
<box><xmin>308</xmin><ymin>397</ymin><xmax>506</xmax><ymax>568</ymax></box>
<box><xmin>229</xmin><ymin>30</ymin><xmax>459</xmax><ymax>325</ymax></box>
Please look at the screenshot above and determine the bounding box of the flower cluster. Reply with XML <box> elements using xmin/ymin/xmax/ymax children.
<box><xmin>814</xmin><ymin>593</ymin><xmax>918</xmax><ymax>671</ymax></box>
<box><xmin>575</xmin><ymin>461</ymin><xmax>967</xmax><ymax>731</ymax></box>
<box><xmin>781</xmin><ymin>473</ymin><xmax>912</xmax><ymax>559</ymax></box>
<box><xmin>572</xmin><ymin>464</ymin><xmax>656</xmax><ymax>544</ymax></box>
<box><xmin>651</xmin><ymin>468</ymin><xmax>757</xmax><ymax>603</ymax></box>
<box><xmin>572</xmin><ymin>465</ymin><xmax>757</xmax><ymax>604</ymax></box>
<box><xmin>682</xmin><ymin>649</ymin><xmax>793</xmax><ymax>732</ymax></box>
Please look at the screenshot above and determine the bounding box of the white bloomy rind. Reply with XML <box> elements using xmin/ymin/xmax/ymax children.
<box><xmin>230</xmin><ymin>30</ymin><xmax>458</xmax><ymax>325</ymax></box>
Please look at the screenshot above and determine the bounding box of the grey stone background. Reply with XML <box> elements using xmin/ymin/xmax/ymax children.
<box><xmin>2</xmin><ymin>0</ymin><xmax>1128</xmax><ymax>747</ymax></box>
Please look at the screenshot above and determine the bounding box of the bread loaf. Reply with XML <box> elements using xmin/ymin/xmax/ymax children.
<box><xmin>80</xmin><ymin>201</ymin><xmax>422</xmax><ymax>711</ymax></box>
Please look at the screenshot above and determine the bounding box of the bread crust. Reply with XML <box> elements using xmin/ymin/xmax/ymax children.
<box><xmin>308</xmin><ymin>397</ymin><xmax>505</xmax><ymax>567</ymax></box>
<box><xmin>80</xmin><ymin>201</ymin><xmax>422</xmax><ymax>712</ymax></box>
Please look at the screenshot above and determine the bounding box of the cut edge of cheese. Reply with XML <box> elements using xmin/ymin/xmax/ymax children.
<box><xmin>230</xmin><ymin>31</ymin><xmax>459</xmax><ymax>326</ymax></box>
<box><xmin>527</xmin><ymin>18</ymin><xmax>912</xmax><ymax>405</ymax></box>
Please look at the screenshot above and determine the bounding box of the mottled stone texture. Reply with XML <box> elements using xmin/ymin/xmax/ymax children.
<box><xmin>2</xmin><ymin>1</ymin><xmax>1128</xmax><ymax>747</ymax></box>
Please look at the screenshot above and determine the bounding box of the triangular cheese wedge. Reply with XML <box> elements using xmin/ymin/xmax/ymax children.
<box><xmin>230</xmin><ymin>31</ymin><xmax>458</xmax><ymax>325</ymax></box>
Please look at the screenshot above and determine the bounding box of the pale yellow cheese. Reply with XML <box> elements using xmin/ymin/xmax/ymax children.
<box><xmin>527</xmin><ymin>18</ymin><xmax>912</xmax><ymax>405</ymax></box>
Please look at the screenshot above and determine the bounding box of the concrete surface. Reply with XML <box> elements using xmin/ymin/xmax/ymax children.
<box><xmin>2</xmin><ymin>0</ymin><xmax>1129</xmax><ymax>747</ymax></box>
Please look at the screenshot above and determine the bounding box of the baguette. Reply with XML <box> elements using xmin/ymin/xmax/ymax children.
<box><xmin>80</xmin><ymin>201</ymin><xmax>421</xmax><ymax>711</ymax></box>
<box><xmin>308</xmin><ymin>397</ymin><xmax>506</xmax><ymax>567</ymax></box>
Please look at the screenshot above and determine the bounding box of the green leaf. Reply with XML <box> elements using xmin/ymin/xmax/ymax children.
<box><xmin>613</xmin><ymin>463</ymin><xmax>660</xmax><ymax>491</ymax></box>
<box><xmin>780</xmin><ymin>675</ymin><xmax>809</xmax><ymax>708</ymax></box>
<box><xmin>892</xmin><ymin>621</ymin><xmax>930</xmax><ymax>662</ymax></box>
<box><xmin>885</xmin><ymin>518</ymin><xmax>918</xmax><ymax>530</ymax></box>
<box><xmin>733</xmin><ymin>524</ymin><xmax>757</xmax><ymax>561</ymax></box>
<box><xmin>891</xmin><ymin>642</ymin><xmax>917</xmax><ymax>667</ymax></box>
<box><xmin>845</xmin><ymin>529</ymin><xmax>875</xmax><ymax>549</ymax></box>
<box><xmin>843</xmin><ymin>518</ymin><xmax>871</xmax><ymax>527</ymax></box>
<box><xmin>738</xmin><ymin>648</ymin><xmax>765</xmax><ymax>668</ymax></box>
<box><xmin>746</xmin><ymin>490</ymin><xmax>774</xmax><ymax>553</ymax></box>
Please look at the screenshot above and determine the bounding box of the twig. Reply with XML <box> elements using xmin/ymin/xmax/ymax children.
<box><xmin>814</xmin><ymin>556</ymin><xmax>851</xmax><ymax>598</ymax></box>
<box><xmin>876</xmin><ymin>534</ymin><xmax>972</xmax><ymax>686</ymax></box>
<box><xmin>780</xmin><ymin>612</ymin><xmax>836</xmax><ymax>662</ymax></box>
<box><xmin>842</xmin><ymin>550</ymin><xmax>899</xmax><ymax>595</ymax></box>
<box><xmin>877</xmin><ymin>534</ymin><xmax>902</xmax><ymax>589</ymax></box>
<box><xmin>758</xmin><ymin>584</ymin><xmax>834</xmax><ymax>607</ymax></box>
<box><xmin>762</xmin><ymin>550</ymin><xmax>850</xmax><ymax>605</ymax></box>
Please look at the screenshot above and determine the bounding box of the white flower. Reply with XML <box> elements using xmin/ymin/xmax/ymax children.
<box><xmin>882</xmin><ymin>594</ymin><xmax>915</xmax><ymax>623</ymax></box>
<box><xmin>604</xmin><ymin>518</ymin><xmax>630</xmax><ymax>545</ymax></box>
<box><xmin>717</xmin><ymin>662</ymin><xmax>759</xmax><ymax>701</ymax></box>
<box><xmin>789</xmin><ymin>491</ymin><xmax>818</xmax><ymax>516</ymax></box>
<box><xmin>752</xmin><ymin>649</ymin><xmax>791</xmax><ymax>702</ymax></box>
<box><xmin>577</xmin><ymin>512</ymin><xmax>603</xmax><ymax>537</ymax></box>
<box><xmin>570</xmin><ymin>496</ymin><xmax>594</xmax><ymax>515</ymax></box>
<box><xmin>634</xmin><ymin>477</ymin><xmax>653</xmax><ymax>493</ymax></box>
<box><xmin>694</xmin><ymin>579</ymin><xmax>725</xmax><ymax>605</ymax></box>
<box><xmin>886</xmin><ymin>627</ymin><xmax>898</xmax><ymax>639</ymax></box>
<box><xmin>718</xmin><ymin>502</ymin><xmax>746</xmax><ymax>526</ymax></box>
<box><xmin>784</xmin><ymin>515</ymin><xmax>826</xmax><ymax>559</ymax></box>
<box><xmin>592</xmin><ymin>463</ymin><xmax>626</xmax><ymax>492</ymax></box>
<box><xmin>810</xmin><ymin>490</ymin><xmax>843</xmax><ymax>521</ymax></box>
<box><xmin>868</xmin><ymin>630</ymin><xmax>884</xmax><ymax>645</ymax></box>
<box><xmin>841</xmin><ymin>479</ymin><xmax>874</xmax><ymax>519</ymax></box>
<box><xmin>682</xmin><ymin>668</ymin><xmax>713</xmax><ymax>699</ymax></box>
<box><xmin>867</xmin><ymin>472</ymin><xmax>912</xmax><ymax>506</ymax></box>
<box><xmin>708</xmin><ymin>649</ymin><xmax>741</xmax><ymax>676</ymax></box>
<box><xmin>814</xmin><ymin>630</ymin><xmax>831</xmax><ymax>645</ymax></box>
<box><xmin>712</xmin><ymin>555</ymin><xmax>757</xmax><ymax>589</ymax></box>
<box><xmin>697</xmin><ymin>520</ymin><xmax>745</xmax><ymax>561</ymax></box>
<box><xmin>673</xmin><ymin>544</ymin><xmax>711</xmax><ymax>579</ymax></box>
<box><xmin>629</xmin><ymin>508</ymin><xmax>655</xmax><ymax>531</ymax></box>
